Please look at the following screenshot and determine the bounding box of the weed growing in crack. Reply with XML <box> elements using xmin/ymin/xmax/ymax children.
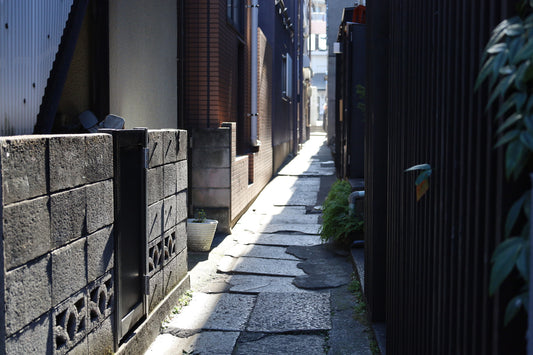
<box><xmin>161</xmin><ymin>290</ymin><xmax>194</xmax><ymax>330</ymax></box>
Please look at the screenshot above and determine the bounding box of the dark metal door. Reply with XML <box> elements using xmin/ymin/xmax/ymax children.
<box><xmin>101</xmin><ymin>128</ymin><xmax>148</xmax><ymax>343</ymax></box>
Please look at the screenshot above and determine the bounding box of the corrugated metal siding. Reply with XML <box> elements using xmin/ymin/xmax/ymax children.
<box><xmin>0</xmin><ymin>0</ymin><xmax>73</xmax><ymax>135</ymax></box>
<box><xmin>365</xmin><ymin>0</ymin><xmax>527</xmax><ymax>353</ymax></box>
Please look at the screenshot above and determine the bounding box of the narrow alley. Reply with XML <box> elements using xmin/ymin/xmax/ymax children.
<box><xmin>145</xmin><ymin>132</ymin><xmax>375</xmax><ymax>354</ymax></box>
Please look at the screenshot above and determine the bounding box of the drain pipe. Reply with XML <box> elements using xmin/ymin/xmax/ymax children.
<box><xmin>349</xmin><ymin>190</ymin><xmax>365</xmax><ymax>212</ymax></box>
<box><xmin>250</xmin><ymin>0</ymin><xmax>261</xmax><ymax>147</ymax></box>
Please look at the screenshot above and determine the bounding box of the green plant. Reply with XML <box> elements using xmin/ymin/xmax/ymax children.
<box><xmin>320</xmin><ymin>180</ymin><xmax>364</xmax><ymax>245</ymax></box>
<box><xmin>476</xmin><ymin>1</ymin><xmax>533</xmax><ymax>325</ymax></box>
<box><xmin>192</xmin><ymin>209</ymin><xmax>207</xmax><ymax>223</ymax></box>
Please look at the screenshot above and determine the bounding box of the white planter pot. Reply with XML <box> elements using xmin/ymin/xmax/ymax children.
<box><xmin>187</xmin><ymin>218</ymin><xmax>218</xmax><ymax>251</ymax></box>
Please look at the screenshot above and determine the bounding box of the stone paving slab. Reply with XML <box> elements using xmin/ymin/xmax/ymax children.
<box><xmin>164</xmin><ymin>293</ymin><xmax>256</xmax><ymax>331</ymax></box>
<box><xmin>234</xmin><ymin>334</ymin><xmax>326</xmax><ymax>355</ymax></box>
<box><xmin>247</xmin><ymin>292</ymin><xmax>331</xmax><ymax>332</ymax></box>
<box><xmin>228</xmin><ymin>275</ymin><xmax>312</xmax><ymax>294</ymax></box>
<box><xmin>237</xmin><ymin>212</ymin><xmax>319</xmax><ymax>227</ymax></box>
<box><xmin>235</xmin><ymin>233</ymin><xmax>323</xmax><ymax>247</ymax></box>
<box><xmin>218</xmin><ymin>256</ymin><xmax>306</xmax><ymax>277</ymax></box>
<box><xmin>225</xmin><ymin>244</ymin><xmax>299</xmax><ymax>260</ymax></box>
<box><xmin>146</xmin><ymin>332</ymin><xmax>240</xmax><ymax>355</ymax></box>
<box><xmin>259</xmin><ymin>223</ymin><xmax>321</xmax><ymax>235</ymax></box>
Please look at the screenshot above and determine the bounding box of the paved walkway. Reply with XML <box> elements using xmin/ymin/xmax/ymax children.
<box><xmin>145</xmin><ymin>132</ymin><xmax>373</xmax><ymax>354</ymax></box>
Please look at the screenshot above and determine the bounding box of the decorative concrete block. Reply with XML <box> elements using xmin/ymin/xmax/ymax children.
<box><xmin>176</xmin><ymin>160</ymin><xmax>188</xmax><ymax>192</ymax></box>
<box><xmin>163</xmin><ymin>163</ymin><xmax>177</xmax><ymax>197</ymax></box>
<box><xmin>87</xmin><ymin>226</ymin><xmax>114</xmax><ymax>283</ymax></box>
<box><xmin>147</xmin><ymin>200</ymin><xmax>163</xmax><ymax>243</ymax></box>
<box><xmin>49</xmin><ymin>135</ymin><xmax>87</xmax><ymax>192</ymax></box>
<box><xmin>148</xmin><ymin>270</ymin><xmax>163</xmax><ymax>313</ymax></box>
<box><xmin>51</xmin><ymin>238</ymin><xmax>87</xmax><ymax>305</ymax></box>
<box><xmin>174</xmin><ymin>221</ymin><xmax>187</xmax><ymax>254</ymax></box>
<box><xmin>163</xmin><ymin>130</ymin><xmax>179</xmax><ymax>164</ymax></box>
<box><xmin>177</xmin><ymin>130</ymin><xmax>188</xmax><ymax>161</ymax></box>
<box><xmin>85</xmin><ymin>134</ymin><xmax>113</xmax><ymax>183</ymax></box>
<box><xmin>86</xmin><ymin>180</ymin><xmax>114</xmax><ymax>234</ymax></box>
<box><xmin>5</xmin><ymin>313</ymin><xmax>51</xmax><ymax>354</ymax></box>
<box><xmin>0</xmin><ymin>136</ymin><xmax>47</xmax><ymax>204</ymax></box>
<box><xmin>52</xmin><ymin>290</ymin><xmax>88</xmax><ymax>354</ymax></box>
<box><xmin>148</xmin><ymin>237</ymin><xmax>164</xmax><ymax>276</ymax></box>
<box><xmin>5</xmin><ymin>255</ymin><xmax>52</xmax><ymax>336</ymax></box>
<box><xmin>164</xmin><ymin>249</ymin><xmax>187</xmax><ymax>295</ymax></box>
<box><xmin>148</xmin><ymin>130</ymin><xmax>164</xmax><ymax>168</ymax></box>
<box><xmin>88</xmin><ymin>316</ymin><xmax>114</xmax><ymax>355</ymax></box>
<box><xmin>163</xmin><ymin>228</ymin><xmax>177</xmax><ymax>265</ymax></box>
<box><xmin>191</xmin><ymin>188</ymin><xmax>230</xmax><ymax>208</ymax></box>
<box><xmin>191</xmin><ymin>167</ymin><xmax>230</xmax><ymax>188</ymax></box>
<box><xmin>163</xmin><ymin>194</ymin><xmax>177</xmax><ymax>232</ymax></box>
<box><xmin>147</xmin><ymin>166</ymin><xmax>164</xmax><ymax>205</ymax></box>
<box><xmin>176</xmin><ymin>191</ymin><xmax>187</xmax><ymax>223</ymax></box>
<box><xmin>66</xmin><ymin>339</ymin><xmax>88</xmax><ymax>355</ymax></box>
<box><xmin>192</xmin><ymin>148</ymin><xmax>230</xmax><ymax>168</ymax></box>
<box><xmin>88</xmin><ymin>273</ymin><xmax>114</xmax><ymax>330</ymax></box>
<box><xmin>50</xmin><ymin>187</ymin><xmax>87</xmax><ymax>248</ymax></box>
<box><xmin>3</xmin><ymin>196</ymin><xmax>51</xmax><ymax>270</ymax></box>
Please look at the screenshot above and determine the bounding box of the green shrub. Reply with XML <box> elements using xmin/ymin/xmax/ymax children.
<box><xmin>320</xmin><ymin>180</ymin><xmax>364</xmax><ymax>244</ymax></box>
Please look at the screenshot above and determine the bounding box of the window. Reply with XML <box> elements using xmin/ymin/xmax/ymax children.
<box><xmin>227</xmin><ymin>0</ymin><xmax>244</xmax><ymax>34</ymax></box>
<box><xmin>282</xmin><ymin>53</ymin><xmax>292</xmax><ymax>99</ymax></box>
<box><xmin>318</xmin><ymin>34</ymin><xmax>327</xmax><ymax>51</ymax></box>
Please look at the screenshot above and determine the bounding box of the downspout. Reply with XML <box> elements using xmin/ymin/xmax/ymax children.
<box><xmin>250</xmin><ymin>0</ymin><xmax>261</xmax><ymax>147</ymax></box>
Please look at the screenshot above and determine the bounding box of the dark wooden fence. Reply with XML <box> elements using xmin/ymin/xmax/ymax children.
<box><xmin>364</xmin><ymin>0</ymin><xmax>527</xmax><ymax>353</ymax></box>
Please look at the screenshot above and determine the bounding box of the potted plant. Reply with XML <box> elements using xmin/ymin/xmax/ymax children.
<box><xmin>320</xmin><ymin>180</ymin><xmax>364</xmax><ymax>249</ymax></box>
<box><xmin>187</xmin><ymin>209</ymin><xmax>218</xmax><ymax>252</ymax></box>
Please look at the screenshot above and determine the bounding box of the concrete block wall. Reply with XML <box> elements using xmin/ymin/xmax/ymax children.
<box><xmin>0</xmin><ymin>134</ymin><xmax>115</xmax><ymax>354</ymax></box>
<box><xmin>146</xmin><ymin>130</ymin><xmax>188</xmax><ymax>312</ymax></box>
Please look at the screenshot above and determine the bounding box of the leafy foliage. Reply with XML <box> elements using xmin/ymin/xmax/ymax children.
<box><xmin>192</xmin><ymin>209</ymin><xmax>207</xmax><ymax>223</ymax></box>
<box><xmin>320</xmin><ymin>180</ymin><xmax>364</xmax><ymax>244</ymax></box>
<box><xmin>477</xmin><ymin>1</ymin><xmax>533</xmax><ymax>325</ymax></box>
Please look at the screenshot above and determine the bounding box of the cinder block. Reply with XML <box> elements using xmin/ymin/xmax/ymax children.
<box><xmin>147</xmin><ymin>166</ymin><xmax>164</xmax><ymax>205</ymax></box>
<box><xmin>87</xmin><ymin>226</ymin><xmax>114</xmax><ymax>283</ymax></box>
<box><xmin>147</xmin><ymin>237</ymin><xmax>163</xmax><ymax>276</ymax></box>
<box><xmin>88</xmin><ymin>273</ymin><xmax>114</xmax><ymax>329</ymax></box>
<box><xmin>85</xmin><ymin>134</ymin><xmax>113</xmax><ymax>183</ymax></box>
<box><xmin>86</xmin><ymin>180</ymin><xmax>114</xmax><ymax>234</ymax></box>
<box><xmin>191</xmin><ymin>148</ymin><xmax>230</xmax><ymax>168</ymax></box>
<box><xmin>49</xmin><ymin>135</ymin><xmax>87</xmax><ymax>192</ymax></box>
<box><xmin>148</xmin><ymin>130</ymin><xmax>164</xmax><ymax>168</ymax></box>
<box><xmin>174</xmin><ymin>221</ymin><xmax>187</xmax><ymax>254</ymax></box>
<box><xmin>147</xmin><ymin>200</ymin><xmax>163</xmax><ymax>242</ymax></box>
<box><xmin>177</xmin><ymin>130</ymin><xmax>188</xmax><ymax>161</ymax></box>
<box><xmin>163</xmin><ymin>194</ymin><xmax>177</xmax><ymax>232</ymax></box>
<box><xmin>176</xmin><ymin>191</ymin><xmax>187</xmax><ymax>223</ymax></box>
<box><xmin>191</xmin><ymin>167</ymin><xmax>230</xmax><ymax>188</ymax></box>
<box><xmin>51</xmin><ymin>238</ymin><xmax>87</xmax><ymax>305</ymax></box>
<box><xmin>5</xmin><ymin>255</ymin><xmax>52</xmax><ymax>336</ymax></box>
<box><xmin>5</xmin><ymin>313</ymin><xmax>52</xmax><ymax>354</ymax></box>
<box><xmin>163</xmin><ymin>130</ymin><xmax>179</xmax><ymax>164</ymax></box>
<box><xmin>164</xmin><ymin>249</ymin><xmax>188</xmax><ymax>295</ymax></box>
<box><xmin>52</xmin><ymin>290</ymin><xmax>88</xmax><ymax>354</ymax></box>
<box><xmin>163</xmin><ymin>228</ymin><xmax>177</xmax><ymax>264</ymax></box>
<box><xmin>148</xmin><ymin>270</ymin><xmax>163</xmax><ymax>313</ymax></box>
<box><xmin>0</xmin><ymin>136</ymin><xmax>47</xmax><ymax>204</ymax></box>
<box><xmin>50</xmin><ymin>187</ymin><xmax>87</xmax><ymax>248</ymax></box>
<box><xmin>191</xmin><ymin>188</ymin><xmax>230</xmax><ymax>208</ymax></box>
<box><xmin>88</xmin><ymin>316</ymin><xmax>114</xmax><ymax>355</ymax></box>
<box><xmin>163</xmin><ymin>163</ymin><xmax>177</xmax><ymax>197</ymax></box>
<box><xmin>66</xmin><ymin>339</ymin><xmax>88</xmax><ymax>355</ymax></box>
<box><xmin>190</xmin><ymin>127</ymin><xmax>230</xmax><ymax>148</ymax></box>
<box><xmin>3</xmin><ymin>196</ymin><xmax>51</xmax><ymax>270</ymax></box>
<box><xmin>176</xmin><ymin>160</ymin><xmax>188</xmax><ymax>192</ymax></box>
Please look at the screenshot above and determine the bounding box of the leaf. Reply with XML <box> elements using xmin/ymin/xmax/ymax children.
<box><xmin>476</xmin><ymin>56</ymin><xmax>496</xmax><ymax>90</ymax></box>
<box><xmin>504</xmin><ymin>292</ymin><xmax>528</xmax><ymax>325</ymax></box>
<box><xmin>490</xmin><ymin>52</ymin><xmax>509</xmax><ymax>88</ymax></box>
<box><xmin>505</xmin><ymin>194</ymin><xmax>526</xmax><ymax>237</ymax></box>
<box><xmin>515</xmin><ymin>39</ymin><xmax>533</xmax><ymax>62</ymax></box>
<box><xmin>496</xmin><ymin>96</ymin><xmax>518</xmax><ymax>118</ymax></box>
<box><xmin>415</xmin><ymin>169</ymin><xmax>432</xmax><ymax>186</ymax></box>
<box><xmin>520</xmin><ymin>131</ymin><xmax>533</xmax><ymax>151</ymax></box>
<box><xmin>527</xmin><ymin>96</ymin><xmax>533</xmax><ymax>113</ymax></box>
<box><xmin>404</xmin><ymin>163</ymin><xmax>431</xmax><ymax>172</ymax></box>
<box><xmin>499</xmin><ymin>65</ymin><xmax>516</xmax><ymax>75</ymax></box>
<box><xmin>488</xmin><ymin>74</ymin><xmax>515</xmax><ymax>107</ymax></box>
<box><xmin>516</xmin><ymin>243</ymin><xmax>529</xmax><ymax>281</ymax></box>
<box><xmin>506</xmin><ymin>140</ymin><xmax>526</xmax><ymax>179</ymax></box>
<box><xmin>505</xmin><ymin>23</ymin><xmax>525</xmax><ymax>37</ymax></box>
<box><xmin>496</xmin><ymin>113</ymin><xmax>522</xmax><ymax>134</ymax></box>
<box><xmin>495</xmin><ymin>129</ymin><xmax>520</xmax><ymax>148</ymax></box>
<box><xmin>513</xmin><ymin>60</ymin><xmax>530</xmax><ymax>91</ymax></box>
<box><xmin>490</xmin><ymin>237</ymin><xmax>522</xmax><ymax>295</ymax></box>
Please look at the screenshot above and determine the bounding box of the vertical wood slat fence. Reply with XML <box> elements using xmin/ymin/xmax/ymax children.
<box><xmin>365</xmin><ymin>1</ymin><xmax>528</xmax><ymax>353</ymax></box>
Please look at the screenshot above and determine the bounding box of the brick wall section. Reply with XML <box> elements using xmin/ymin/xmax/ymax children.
<box><xmin>0</xmin><ymin>134</ymin><xmax>115</xmax><ymax>354</ymax></box>
<box><xmin>146</xmin><ymin>130</ymin><xmax>188</xmax><ymax>312</ymax></box>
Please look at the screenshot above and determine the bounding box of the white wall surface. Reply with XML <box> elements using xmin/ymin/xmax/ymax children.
<box><xmin>109</xmin><ymin>0</ymin><xmax>178</xmax><ymax>129</ymax></box>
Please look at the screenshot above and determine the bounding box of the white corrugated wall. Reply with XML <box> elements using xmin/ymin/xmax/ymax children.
<box><xmin>0</xmin><ymin>0</ymin><xmax>73</xmax><ymax>135</ymax></box>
